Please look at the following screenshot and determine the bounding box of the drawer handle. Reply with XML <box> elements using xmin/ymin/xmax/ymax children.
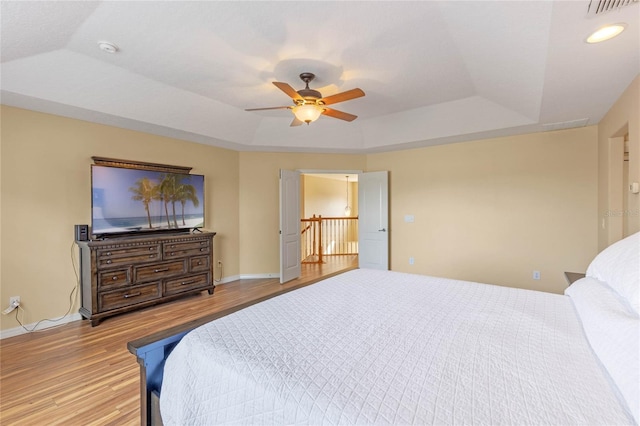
<box><xmin>200</xmin><ymin>242</ymin><xmax>206</xmax><ymax>245</ymax></box>
<box><xmin>112</xmin><ymin>276</ymin><xmax>119</xmax><ymax>281</ymax></box>
<box><xmin>149</xmin><ymin>254</ymin><xmax>155</xmax><ymax>258</ymax></box>
<box><xmin>123</xmin><ymin>292</ymin><xmax>141</xmax><ymax>299</ymax></box>
<box><xmin>170</xmin><ymin>252</ymin><xmax>175</xmax><ymax>256</ymax></box>
<box><xmin>170</xmin><ymin>245</ymin><xmax>175</xmax><ymax>248</ymax></box>
<box><xmin>199</xmin><ymin>248</ymin><xmax>205</xmax><ymax>252</ymax></box>
<box><xmin>181</xmin><ymin>280</ymin><xmax>195</xmax><ymax>285</ymax></box>
<box><xmin>197</xmin><ymin>261</ymin><xmax>202</xmax><ymax>265</ymax></box>
<box><xmin>106</xmin><ymin>252</ymin><xmax>112</xmax><ymax>256</ymax></box>
<box><xmin>149</xmin><ymin>247</ymin><xmax>155</xmax><ymax>251</ymax></box>
<box><xmin>154</xmin><ymin>268</ymin><xmax>169</xmax><ymax>273</ymax></box>
<box><xmin>106</xmin><ymin>260</ymin><xmax>112</xmax><ymax>264</ymax></box>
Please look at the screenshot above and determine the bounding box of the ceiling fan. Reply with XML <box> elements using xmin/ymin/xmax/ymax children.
<box><xmin>245</xmin><ymin>72</ymin><xmax>365</xmax><ymax>126</ymax></box>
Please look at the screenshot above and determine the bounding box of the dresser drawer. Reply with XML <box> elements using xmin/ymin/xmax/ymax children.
<box><xmin>134</xmin><ymin>260</ymin><xmax>185</xmax><ymax>283</ymax></box>
<box><xmin>97</xmin><ymin>268</ymin><xmax>129</xmax><ymax>290</ymax></box>
<box><xmin>163</xmin><ymin>239</ymin><xmax>210</xmax><ymax>259</ymax></box>
<box><xmin>80</xmin><ymin>231</ymin><xmax>215</xmax><ymax>326</ymax></box>
<box><xmin>190</xmin><ymin>255</ymin><xmax>210</xmax><ymax>272</ymax></box>
<box><xmin>164</xmin><ymin>273</ymin><xmax>210</xmax><ymax>296</ymax></box>
<box><xmin>99</xmin><ymin>283</ymin><xmax>161</xmax><ymax>311</ymax></box>
<box><xmin>96</xmin><ymin>244</ymin><xmax>161</xmax><ymax>268</ymax></box>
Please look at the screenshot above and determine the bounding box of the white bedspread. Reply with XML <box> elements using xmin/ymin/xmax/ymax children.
<box><xmin>161</xmin><ymin>269</ymin><xmax>633</xmax><ymax>425</ymax></box>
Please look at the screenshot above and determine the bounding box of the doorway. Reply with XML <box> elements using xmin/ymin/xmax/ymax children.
<box><xmin>280</xmin><ymin>169</ymin><xmax>389</xmax><ymax>283</ymax></box>
<box><xmin>607</xmin><ymin>130</ymin><xmax>631</xmax><ymax>244</ymax></box>
<box><xmin>301</xmin><ymin>173</ymin><xmax>359</xmax><ymax>264</ymax></box>
<box><xmin>299</xmin><ymin>170</ymin><xmax>390</xmax><ymax>269</ymax></box>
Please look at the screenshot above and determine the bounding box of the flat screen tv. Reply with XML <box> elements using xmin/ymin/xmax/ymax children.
<box><xmin>91</xmin><ymin>165</ymin><xmax>205</xmax><ymax>237</ymax></box>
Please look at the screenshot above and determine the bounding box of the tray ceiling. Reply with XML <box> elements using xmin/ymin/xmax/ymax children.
<box><xmin>1</xmin><ymin>1</ymin><xmax>638</xmax><ymax>153</ymax></box>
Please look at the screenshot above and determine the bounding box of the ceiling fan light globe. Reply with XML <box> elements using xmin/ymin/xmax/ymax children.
<box><xmin>292</xmin><ymin>104</ymin><xmax>323</xmax><ymax>124</ymax></box>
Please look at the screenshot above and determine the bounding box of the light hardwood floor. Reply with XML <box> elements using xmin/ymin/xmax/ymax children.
<box><xmin>0</xmin><ymin>256</ymin><xmax>357</xmax><ymax>425</ymax></box>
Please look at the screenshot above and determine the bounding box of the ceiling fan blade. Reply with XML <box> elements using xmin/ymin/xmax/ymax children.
<box><xmin>273</xmin><ymin>82</ymin><xmax>303</xmax><ymax>101</ymax></box>
<box><xmin>322</xmin><ymin>108</ymin><xmax>358</xmax><ymax>122</ymax></box>
<box><xmin>245</xmin><ymin>106</ymin><xmax>291</xmax><ymax>111</ymax></box>
<box><xmin>319</xmin><ymin>88</ymin><xmax>365</xmax><ymax>106</ymax></box>
<box><xmin>290</xmin><ymin>117</ymin><xmax>304</xmax><ymax>127</ymax></box>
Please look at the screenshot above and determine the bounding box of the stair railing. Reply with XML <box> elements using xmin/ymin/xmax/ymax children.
<box><xmin>301</xmin><ymin>214</ymin><xmax>358</xmax><ymax>264</ymax></box>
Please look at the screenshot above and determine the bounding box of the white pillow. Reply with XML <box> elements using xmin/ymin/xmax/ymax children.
<box><xmin>586</xmin><ymin>232</ymin><xmax>640</xmax><ymax>314</ymax></box>
<box><xmin>565</xmin><ymin>277</ymin><xmax>639</xmax><ymax>424</ymax></box>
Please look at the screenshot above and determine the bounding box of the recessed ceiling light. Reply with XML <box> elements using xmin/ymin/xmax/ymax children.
<box><xmin>586</xmin><ymin>23</ymin><xmax>626</xmax><ymax>43</ymax></box>
<box><xmin>97</xmin><ymin>41</ymin><xmax>119</xmax><ymax>53</ymax></box>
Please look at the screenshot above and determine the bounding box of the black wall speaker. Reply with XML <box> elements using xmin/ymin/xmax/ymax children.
<box><xmin>75</xmin><ymin>224</ymin><xmax>89</xmax><ymax>241</ymax></box>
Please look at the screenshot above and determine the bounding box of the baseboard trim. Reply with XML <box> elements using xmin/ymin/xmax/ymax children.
<box><xmin>215</xmin><ymin>274</ymin><xmax>280</xmax><ymax>285</ymax></box>
<box><xmin>1</xmin><ymin>312</ymin><xmax>83</xmax><ymax>340</ymax></box>
<box><xmin>238</xmin><ymin>273</ymin><xmax>280</xmax><ymax>280</ymax></box>
<box><xmin>214</xmin><ymin>274</ymin><xmax>240</xmax><ymax>285</ymax></box>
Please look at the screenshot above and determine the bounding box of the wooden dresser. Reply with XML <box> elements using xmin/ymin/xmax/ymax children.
<box><xmin>77</xmin><ymin>231</ymin><xmax>216</xmax><ymax>326</ymax></box>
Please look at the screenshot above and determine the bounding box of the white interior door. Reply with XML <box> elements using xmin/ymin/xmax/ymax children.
<box><xmin>358</xmin><ymin>171</ymin><xmax>389</xmax><ymax>270</ymax></box>
<box><xmin>280</xmin><ymin>169</ymin><xmax>301</xmax><ymax>283</ymax></box>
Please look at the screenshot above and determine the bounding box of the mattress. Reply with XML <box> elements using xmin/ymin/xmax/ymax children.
<box><xmin>160</xmin><ymin>269</ymin><xmax>634</xmax><ymax>425</ymax></box>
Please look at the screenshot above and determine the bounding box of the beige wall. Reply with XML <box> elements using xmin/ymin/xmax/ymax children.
<box><xmin>597</xmin><ymin>75</ymin><xmax>640</xmax><ymax>250</ymax></box>
<box><xmin>366</xmin><ymin>126</ymin><xmax>599</xmax><ymax>293</ymax></box>
<box><xmin>303</xmin><ymin>175</ymin><xmax>358</xmax><ymax>219</ymax></box>
<box><xmin>0</xmin><ymin>106</ymin><xmax>240</xmax><ymax>331</ymax></box>
<box><xmin>2</xmin><ymin>76</ymin><xmax>635</xmax><ymax>331</ymax></box>
<box><xmin>238</xmin><ymin>152</ymin><xmax>366</xmax><ymax>275</ymax></box>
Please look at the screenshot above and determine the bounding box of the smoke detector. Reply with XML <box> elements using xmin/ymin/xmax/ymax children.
<box><xmin>97</xmin><ymin>41</ymin><xmax>119</xmax><ymax>54</ymax></box>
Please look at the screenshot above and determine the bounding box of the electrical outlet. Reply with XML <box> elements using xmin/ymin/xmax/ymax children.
<box><xmin>533</xmin><ymin>271</ymin><xmax>541</xmax><ymax>280</ymax></box>
<box><xmin>4</xmin><ymin>296</ymin><xmax>20</xmax><ymax>314</ymax></box>
<box><xmin>409</xmin><ymin>257</ymin><xmax>415</xmax><ymax>265</ymax></box>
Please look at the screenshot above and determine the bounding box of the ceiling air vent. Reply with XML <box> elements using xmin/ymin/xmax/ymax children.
<box><xmin>542</xmin><ymin>118</ymin><xmax>589</xmax><ymax>132</ymax></box>
<box><xmin>587</xmin><ymin>0</ymin><xmax>638</xmax><ymax>17</ymax></box>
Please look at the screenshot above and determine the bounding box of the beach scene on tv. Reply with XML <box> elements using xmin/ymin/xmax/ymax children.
<box><xmin>92</xmin><ymin>166</ymin><xmax>205</xmax><ymax>235</ymax></box>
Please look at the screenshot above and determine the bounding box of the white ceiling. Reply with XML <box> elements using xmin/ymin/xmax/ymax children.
<box><xmin>1</xmin><ymin>1</ymin><xmax>638</xmax><ymax>154</ymax></box>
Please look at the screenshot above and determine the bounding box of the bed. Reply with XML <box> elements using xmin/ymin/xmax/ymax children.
<box><xmin>128</xmin><ymin>232</ymin><xmax>639</xmax><ymax>425</ymax></box>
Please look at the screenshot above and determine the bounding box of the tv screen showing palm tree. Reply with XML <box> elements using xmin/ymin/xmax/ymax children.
<box><xmin>91</xmin><ymin>165</ymin><xmax>204</xmax><ymax>236</ymax></box>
